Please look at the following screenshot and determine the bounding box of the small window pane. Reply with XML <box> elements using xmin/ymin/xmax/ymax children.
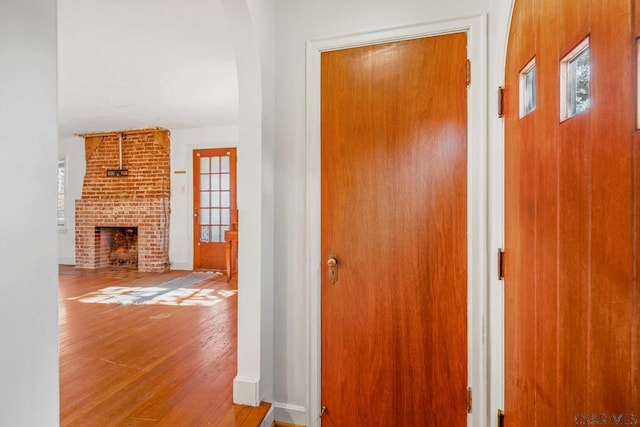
<box><xmin>211</xmin><ymin>174</ymin><xmax>220</xmax><ymax>191</ymax></box>
<box><xmin>200</xmin><ymin>208</ymin><xmax>210</xmax><ymax>225</ymax></box>
<box><xmin>200</xmin><ymin>225</ymin><xmax>210</xmax><ymax>242</ymax></box>
<box><xmin>200</xmin><ymin>191</ymin><xmax>210</xmax><ymax>208</ymax></box>
<box><xmin>221</xmin><ymin>191</ymin><xmax>230</xmax><ymax>208</ymax></box>
<box><xmin>221</xmin><ymin>174</ymin><xmax>230</xmax><ymax>191</ymax></box>
<box><xmin>519</xmin><ymin>58</ymin><xmax>536</xmax><ymax>118</ymax></box>
<box><xmin>523</xmin><ymin>67</ymin><xmax>536</xmax><ymax>114</ymax></box>
<box><xmin>211</xmin><ymin>156</ymin><xmax>220</xmax><ymax>173</ymax></box>
<box><xmin>200</xmin><ymin>157</ymin><xmax>210</xmax><ymax>174</ymax></box>
<box><xmin>211</xmin><ymin>208</ymin><xmax>220</xmax><ymax>224</ymax></box>
<box><xmin>561</xmin><ymin>37</ymin><xmax>590</xmax><ymax>121</ymax></box>
<box><xmin>211</xmin><ymin>191</ymin><xmax>220</xmax><ymax>207</ymax></box>
<box><xmin>211</xmin><ymin>226</ymin><xmax>221</xmax><ymax>243</ymax></box>
<box><xmin>220</xmin><ymin>155</ymin><xmax>230</xmax><ymax>173</ymax></box>
<box><xmin>568</xmin><ymin>48</ymin><xmax>590</xmax><ymax>116</ymax></box>
<box><xmin>200</xmin><ymin>174</ymin><xmax>210</xmax><ymax>191</ymax></box>
<box><xmin>221</xmin><ymin>208</ymin><xmax>230</xmax><ymax>226</ymax></box>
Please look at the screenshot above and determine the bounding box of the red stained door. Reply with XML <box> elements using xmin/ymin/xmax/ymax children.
<box><xmin>321</xmin><ymin>33</ymin><xmax>469</xmax><ymax>425</ymax></box>
<box><xmin>193</xmin><ymin>148</ymin><xmax>237</xmax><ymax>270</ymax></box>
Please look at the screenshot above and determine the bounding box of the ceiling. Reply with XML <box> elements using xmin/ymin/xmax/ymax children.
<box><xmin>57</xmin><ymin>0</ymin><xmax>238</xmax><ymax>138</ymax></box>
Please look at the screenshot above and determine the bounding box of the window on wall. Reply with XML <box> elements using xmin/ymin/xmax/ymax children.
<box><xmin>519</xmin><ymin>58</ymin><xmax>537</xmax><ymax>118</ymax></box>
<box><xmin>57</xmin><ymin>157</ymin><xmax>66</xmax><ymax>227</ymax></box>
<box><xmin>561</xmin><ymin>37</ymin><xmax>590</xmax><ymax>121</ymax></box>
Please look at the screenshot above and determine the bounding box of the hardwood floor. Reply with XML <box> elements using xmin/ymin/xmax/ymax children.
<box><xmin>59</xmin><ymin>266</ymin><xmax>269</xmax><ymax>426</ymax></box>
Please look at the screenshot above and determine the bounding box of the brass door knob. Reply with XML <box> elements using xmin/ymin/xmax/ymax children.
<box><xmin>327</xmin><ymin>254</ymin><xmax>338</xmax><ymax>283</ymax></box>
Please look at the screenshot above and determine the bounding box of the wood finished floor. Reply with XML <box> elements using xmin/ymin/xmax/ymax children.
<box><xmin>59</xmin><ymin>266</ymin><xmax>269</xmax><ymax>426</ymax></box>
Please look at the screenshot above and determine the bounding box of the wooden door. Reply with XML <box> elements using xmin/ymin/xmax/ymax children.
<box><xmin>504</xmin><ymin>0</ymin><xmax>639</xmax><ymax>424</ymax></box>
<box><xmin>321</xmin><ymin>34</ymin><xmax>468</xmax><ymax>425</ymax></box>
<box><xmin>193</xmin><ymin>148</ymin><xmax>237</xmax><ymax>270</ymax></box>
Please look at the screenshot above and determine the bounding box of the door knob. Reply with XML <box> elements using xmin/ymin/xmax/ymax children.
<box><xmin>327</xmin><ymin>254</ymin><xmax>338</xmax><ymax>284</ymax></box>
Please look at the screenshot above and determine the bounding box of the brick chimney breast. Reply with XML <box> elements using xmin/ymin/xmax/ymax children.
<box><xmin>75</xmin><ymin>128</ymin><xmax>171</xmax><ymax>272</ymax></box>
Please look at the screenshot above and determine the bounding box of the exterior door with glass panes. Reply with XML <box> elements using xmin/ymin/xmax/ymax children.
<box><xmin>193</xmin><ymin>148</ymin><xmax>237</xmax><ymax>270</ymax></box>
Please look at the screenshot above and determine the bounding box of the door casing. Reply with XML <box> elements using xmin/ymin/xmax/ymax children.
<box><xmin>305</xmin><ymin>15</ymin><xmax>489</xmax><ymax>427</ymax></box>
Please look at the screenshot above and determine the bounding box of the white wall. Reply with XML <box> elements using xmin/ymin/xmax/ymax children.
<box><xmin>168</xmin><ymin>125</ymin><xmax>239</xmax><ymax>270</ymax></box>
<box><xmin>58</xmin><ymin>135</ymin><xmax>85</xmax><ymax>265</ymax></box>
<box><xmin>221</xmin><ymin>0</ymin><xmax>277</xmax><ymax>409</ymax></box>
<box><xmin>270</xmin><ymin>0</ymin><xmax>513</xmax><ymax>425</ymax></box>
<box><xmin>0</xmin><ymin>0</ymin><xmax>59</xmax><ymax>425</ymax></box>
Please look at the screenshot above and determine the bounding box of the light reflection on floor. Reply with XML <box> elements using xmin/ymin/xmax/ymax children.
<box><xmin>69</xmin><ymin>286</ymin><xmax>238</xmax><ymax>307</ymax></box>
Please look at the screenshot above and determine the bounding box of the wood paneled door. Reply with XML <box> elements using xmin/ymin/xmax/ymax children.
<box><xmin>504</xmin><ymin>0</ymin><xmax>639</xmax><ymax>424</ymax></box>
<box><xmin>193</xmin><ymin>148</ymin><xmax>237</xmax><ymax>270</ymax></box>
<box><xmin>321</xmin><ymin>33</ymin><xmax>469</xmax><ymax>425</ymax></box>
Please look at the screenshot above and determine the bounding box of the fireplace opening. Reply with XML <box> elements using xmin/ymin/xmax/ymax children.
<box><xmin>96</xmin><ymin>227</ymin><xmax>138</xmax><ymax>269</ymax></box>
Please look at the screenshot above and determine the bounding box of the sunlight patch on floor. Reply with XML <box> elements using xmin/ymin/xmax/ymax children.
<box><xmin>69</xmin><ymin>286</ymin><xmax>238</xmax><ymax>307</ymax></box>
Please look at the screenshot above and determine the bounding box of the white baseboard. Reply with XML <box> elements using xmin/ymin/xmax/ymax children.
<box><xmin>261</xmin><ymin>405</ymin><xmax>275</xmax><ymax>427</ymax></box>
<box><xmin>274</xmin><ymin>402</ymin><xmax>308</xmax><ymax>426</ymax></box>
<box><xmin>58</xmin><ymin>257</ymin><xmax>75</xmax><ymax>265</ymax></box>
<box><xmin>233</xmin><ymin>376</ymin><xmax>260</xmax><ymax>406</ymax></box>
<box><xmin>168</xmin><ymin>261</ymin><xmax>191</xmax><ymax>270</ymax></box>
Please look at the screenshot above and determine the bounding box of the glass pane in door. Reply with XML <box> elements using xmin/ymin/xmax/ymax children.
<box><xmin>199</xmin><ymin>154</ymin><xmax>232</xmax><ymax>243</ymax></box>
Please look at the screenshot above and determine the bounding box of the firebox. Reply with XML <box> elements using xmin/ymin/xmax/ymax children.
<box><xmin>97</xmin><ymin>227</ymin><xmax>138</xmax><ymax>268</ymax></box>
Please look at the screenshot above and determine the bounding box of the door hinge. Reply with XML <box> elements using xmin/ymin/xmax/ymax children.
<box><xmin>466</xmin><ymin>59</ymin><xmax>471</xmax><ymax>86</ymax></box>
<box><xmin>467</xmin><ymin>386</ymin><xmax>472</xmax><ymax>413</ymax></box>
<box><xmin>498</xmin><ymin>409</ymin><xmax>505</xmax><ymax>427</ymax></box>
<box><xmin>320</xmin><ymin>405</ymin><xmax>327</xmax><ymax>417</ymax></box>
<box><xmin>498</xmin><ymin>248</ymin><xmax>505</xmax><ymax>280</ymax></box>
<box><xmin>498</xmin><ymin>86</ymin><xmax>505</xmax><ymax>118</ymax></box>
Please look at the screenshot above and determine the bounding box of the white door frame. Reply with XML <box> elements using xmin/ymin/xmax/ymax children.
<box><xmin>305</xmin><ymin>14</ymin><xmax>489</xmax><ymax>427</ymax></box>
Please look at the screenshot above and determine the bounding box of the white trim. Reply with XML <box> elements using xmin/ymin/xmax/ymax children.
<box><xmin>233</xmin><ymin>376</ymin><xmax>260</xmax><ymax>406</ymax></box>
<box><xmin>465</xmin><ymin>14</ymin><xmax>489</xmax><ymax>427</ymax></box>
<box><xmin>273</xmin><ymin>402</ymin><xmax>307</xmax><ymax>426</ymax></box>
<box><xmin>488</xmin><ymin>1</ymin><xmax>514</xmax><ymax>425</ymax></box>
<box><xmin>261</xmin><ymin>406</ymin><xmax>275</xmax><ymax>427</ymax></box>
<box><xmin>306</xmin><ymin>14</ymin><xmax>489</xmax><ymax>427</ymax></box>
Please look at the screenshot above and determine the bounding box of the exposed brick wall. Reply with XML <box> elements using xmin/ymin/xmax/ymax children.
<box><xmin>75</xmin><ymin>128</ymin><xmax>171</xmax><ymax>272</ymax></box>
<box><xmin>81</xmin><ymin>129</ymin><xmax>170</xmax><ymax>199</ymax></box>
<box><xmin>75</xmin><ymin>199</ymin><xmax>169</xmax><ymax>272</ymax></box>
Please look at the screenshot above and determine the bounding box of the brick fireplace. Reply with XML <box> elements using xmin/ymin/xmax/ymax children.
<box><xmin>75</xmin><ymin>128</ymin><xmax>170</xmax><ymax>272</ymax></box>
